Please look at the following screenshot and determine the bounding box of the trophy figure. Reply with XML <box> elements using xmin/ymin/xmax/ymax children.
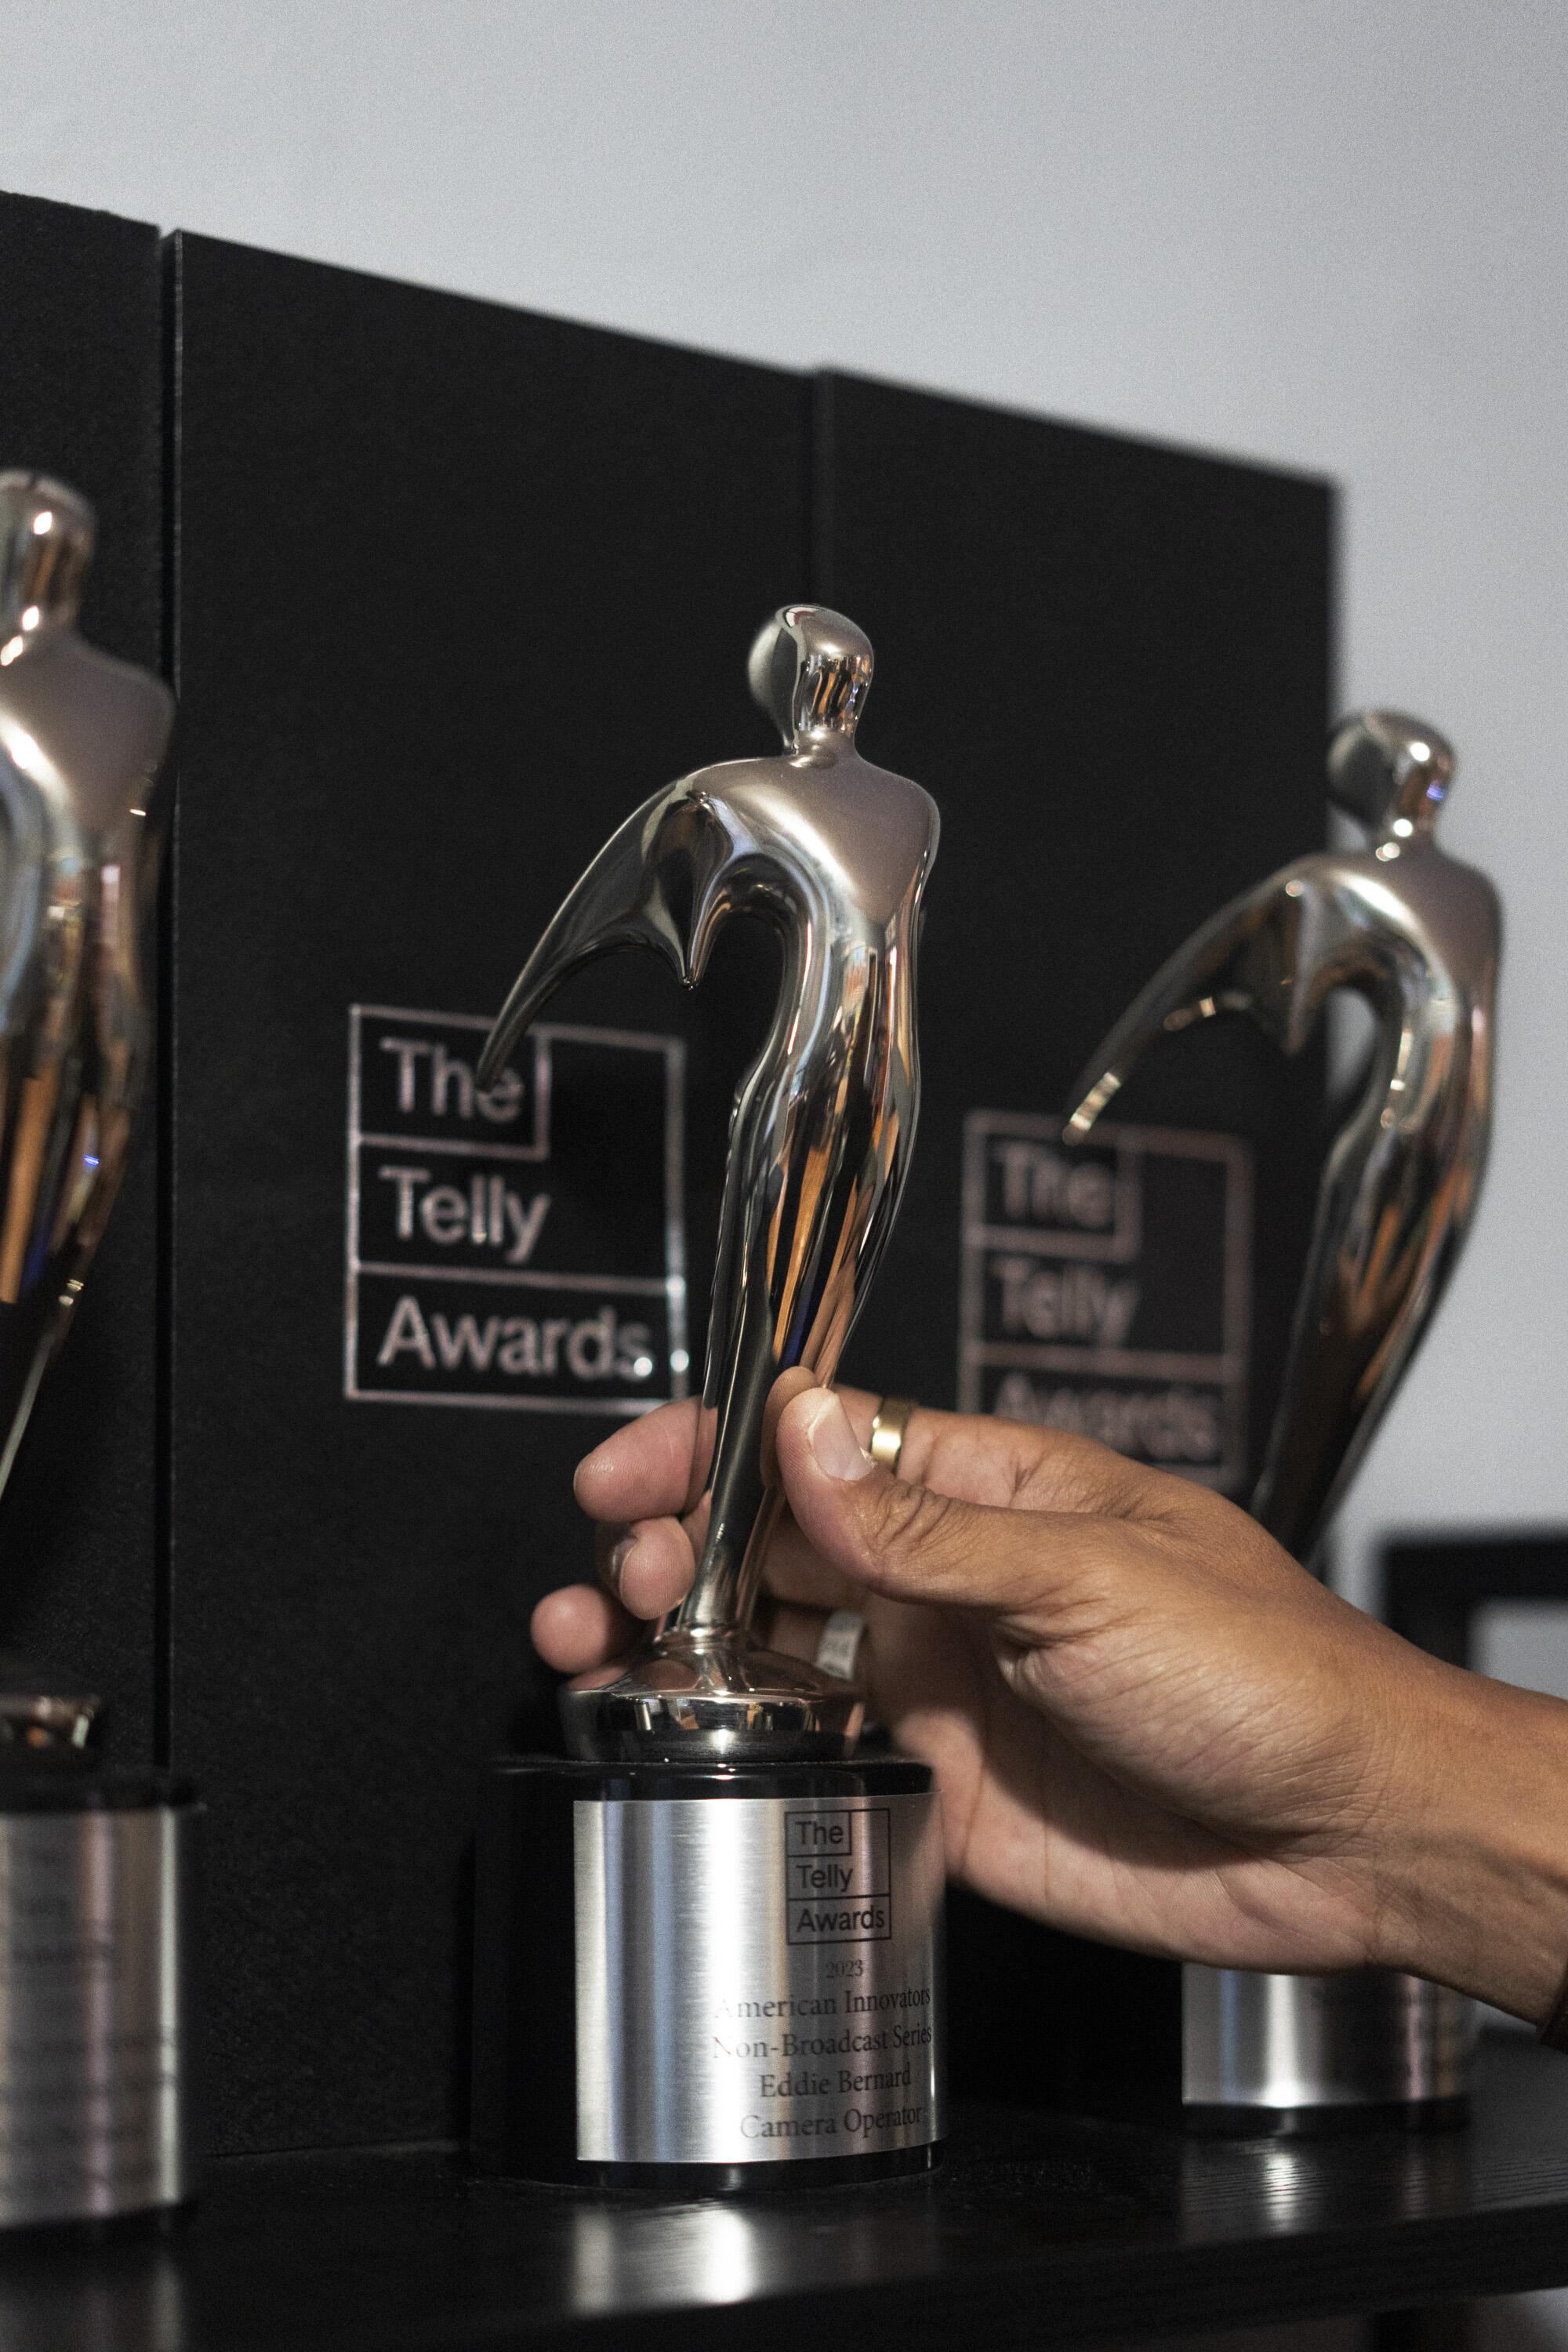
<box><xmin>0</xmin><ymin>473</ymin><xmax>195</xmax><ymax>2227</ymax></box>
<box><xmin>470</xmin><ymin>607</ymin><xmax>946</xmax><ymax>2187</ymax></box>
<box><xmin>1067</xmin><ymin>710</ymin><xmax>1499</xmax><ymax>2129</ymax></box>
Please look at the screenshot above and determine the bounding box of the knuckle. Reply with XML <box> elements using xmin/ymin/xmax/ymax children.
<box><xmin>866</xmin><ymin>1475</ymin><xmax>961</xmax><ymax>1564</ymax></box>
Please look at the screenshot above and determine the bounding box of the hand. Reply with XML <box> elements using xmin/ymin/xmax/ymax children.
<box><xmin>535</xmin><ymin>1385</ymin><xmax>1568</xmax><ymax>2023</ymax></box>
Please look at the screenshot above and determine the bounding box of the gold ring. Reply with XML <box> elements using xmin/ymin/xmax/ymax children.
<box><xmin>869</xmin><ymin>1395</ymin><xmax>916</xmax><ymax>1477</ymax></box>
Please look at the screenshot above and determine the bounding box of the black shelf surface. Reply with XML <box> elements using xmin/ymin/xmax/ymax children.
<box><xmin>8</xmin><ymin>2034</ymin><xmax>1568</xmax><ymax>2349</ymax></box>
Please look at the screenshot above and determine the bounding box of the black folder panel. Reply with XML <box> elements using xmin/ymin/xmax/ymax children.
<box><xmin>815</xmin><ymin>372</ymin><xmax>1331</xmax><ymax>2114</ymax></box>
<box><xmin>818</xmin><ymin>372</ymin><xmax>1331</xmax><ymax>1484</ymax></box>
<box><xmin>0</xmin><ymin>192</ymin><xmax>163</xmax><ymax>1761</ymax></box>
<box><xmin>167</xmin><ymin>234</ymin><xmax>807</xmax><ymax>2151</ymax></box>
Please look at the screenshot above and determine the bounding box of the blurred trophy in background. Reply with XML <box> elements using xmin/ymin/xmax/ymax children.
<box><xmin>0</xmin><ymin>472</ymin><xmax>195</xmax><ymax>2227</ymax></box>
<box><xmin>471</xmin><ymin>607</ymin><xmax>947</xmax><ymax>2187</ymax></box>
<box><xmin>1068</xmin><ymin>710</ymin><xmax>1499</xmax><ymax>2129</ymax></box>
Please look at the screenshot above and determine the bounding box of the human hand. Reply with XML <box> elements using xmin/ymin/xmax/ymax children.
<box><xmin>535</xmin><ymin>1385</ymin><xmax>1568</xmax><ymax>2023</ymax></box>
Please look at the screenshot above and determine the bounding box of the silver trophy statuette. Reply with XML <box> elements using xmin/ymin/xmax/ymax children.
<box><xmin>1066</xmin><ymin>712</ymin><xmax>1499</xmax><ymax>1570</ymax></box>
<box><xmin>0</xmin><ymin>471</ymin><xmax>171</xmax><ymax>1516</ymax></box>
<box><xmin>1067</xmin><ymin>711</ymin><xmax>1497</xmax><ymax>2125</ymax></box>
<box><xmin>472</xmin><ymin>608</ymin><xmax>946</xmax><ymax>2185</ymax></box>
<box><xmin>481</xmin><ymin>606</ymin><xmax>940</xmax><ymax>1762</ymax></box>
<box><xmin>0</xmin><ymin>473</ymin><xmax>194</xmax><ymax>2229</ymax></box>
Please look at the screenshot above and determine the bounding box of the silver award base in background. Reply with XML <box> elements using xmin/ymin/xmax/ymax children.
<box><xmin>574</xmin><ymin>1790</ymin><xmax>944</xmax><ymax>2166</ymax></box>
<box><xmin>0</xmin><ymin>1799</ymin><xmax>198</xmax><ymax>2227</ymax></box>
<box><xmin>1183</xmin><ymin>1962</ymin><xmax>1475</xmax><ymax>2121</ymax></box>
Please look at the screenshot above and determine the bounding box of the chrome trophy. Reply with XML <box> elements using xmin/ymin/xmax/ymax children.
<box><xmin>471</xmin><ymin>608</ymin><xmax>946</xmax><ymax>2185</ymax></box>
<box><xmin>0</xmin><ymin>472</ymin><xmax>194</xmax><ymax>2227</ymax></box>
<box><xmin>1066</xmin><ymin>710</ymin><xmax>1499</xmax><ymax>2128</ymax></box>
<box><xmin>480</xmin><ymin>604</ymin><xmax>940</xmax><ymax>1763</ymax></box>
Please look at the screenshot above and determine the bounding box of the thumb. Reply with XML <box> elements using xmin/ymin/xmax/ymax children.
<box><xmin>776</xmin><ymin>1387</ymin><xmax>1098</xmax><ymax>1628</ymax></box>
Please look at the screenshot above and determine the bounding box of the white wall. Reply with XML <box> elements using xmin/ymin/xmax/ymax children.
<box><xmin>8</xmin><ymin>0</ymin><xmax>1567</xmax><ymax>1602</ymax></box>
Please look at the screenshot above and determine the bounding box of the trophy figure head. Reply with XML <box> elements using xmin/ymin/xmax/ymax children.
<box><xmin>0</xmin><ymin>474</ymin><xmax>94</xmax><ymax>639</ymax></box>
<box><xmin>1327</xmin><ymin>709</ymin><xmax>1455</xmax><ymax>843</ymax></box>
<box><xmin>747</xmin><ymin>604</ymin><xmax>874</xmax><ymax>748</ymax></box>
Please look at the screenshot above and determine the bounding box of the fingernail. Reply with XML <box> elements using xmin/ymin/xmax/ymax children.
<box><xmin>804</xmin><ymin>1392</ymin><xmax>873</xmax><ymax>1482</ymax></box>
<box><xmin>605</xmin><ymin>1534</ymin><xmax>634</xmax><ymax>1596</ymax></box>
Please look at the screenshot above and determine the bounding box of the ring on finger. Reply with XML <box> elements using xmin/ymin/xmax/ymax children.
<box><xmin>869</xmin><ymin>1395</ymin><xmax>916</xmax><ymax>1478</ymax></box>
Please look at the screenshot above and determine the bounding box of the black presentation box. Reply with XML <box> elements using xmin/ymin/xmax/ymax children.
<box><xmin>165</xmin><ymin>232</ymin><xmax>804</xmax><ymax>2151</ymax></box>
<box><xmin>0</xmin><ymin>187</ymin><xmax>1330</xmax><ymax>2152</ymax></box>
<box><xmin>819</xmin><ymin>373</ymin><xmax>1330</xmax><ymax>1451</ymax></box>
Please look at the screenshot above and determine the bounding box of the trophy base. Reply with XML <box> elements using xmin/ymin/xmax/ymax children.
<box><xmin>560</xmin><ymin>1632</ymin><xmax>864</xmax><ymax>1763</ymax></box>
<box><xmin>0</xmin><ymin>1765</ymin><xmax>199</xmax><ymax>2228</ymax></box>
<box><xmin>471</xmin><ymin>1755</ymin><xmax>946</xmax><ymax>2189</ymax></box>
<box><xmin>1181</xmin><ymin>1962</ymin><xmax>1475</xmax><ymax>2136</ymax></box>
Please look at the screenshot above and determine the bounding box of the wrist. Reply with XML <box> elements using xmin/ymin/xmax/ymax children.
<box><xmin>1372</xmin><ymin>1656</ymin><xmax>1568</xmax><ymax>2023</ymax></box>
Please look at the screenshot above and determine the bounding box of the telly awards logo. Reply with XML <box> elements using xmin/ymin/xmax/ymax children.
<box><xmin>345</xmin><ymin>1004</ymin><xmax>688</xmax><ymax>1416</ymax></box>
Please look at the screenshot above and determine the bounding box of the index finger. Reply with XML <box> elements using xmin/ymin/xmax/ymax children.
<box><xmin>573</xmin><ymin>1396</ymin><xmax>705</xmax><ymax>1522</ymax></box>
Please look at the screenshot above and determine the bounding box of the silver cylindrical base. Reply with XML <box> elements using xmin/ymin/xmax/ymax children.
<box><xmin>0</xmin><ymin>1788</ymin><xmax>198</xmax><ymax>2227</ymax></box>
<box><xmin>472</xmin><ymin>1757</ymin><xmax>944</xmax><ymax>2187</ymax></box>
<box><xmin>576</xmin><ymin>1783</ymin><xmax>943</xmax><ymax>2167</ymax></box>
<box><xmin>1182</xmin><ymin>1962</ymin><xmax>1475</xmax><ymax>2124</ymax></box>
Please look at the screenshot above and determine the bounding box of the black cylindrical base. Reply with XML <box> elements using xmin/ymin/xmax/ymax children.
<box><xmin>471</xmin><ymin>1756</ymin><xmax>945</xmax><ymax>2190</ymax></box>
<box><xmin>1182</xmin><ymin>2095</ymin><xmax>1469</xmax><ymax>2140</ymax></box>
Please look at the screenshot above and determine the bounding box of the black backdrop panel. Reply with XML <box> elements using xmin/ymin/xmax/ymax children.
<box><xmin>168</xmin><ymin>234</ymin><xmax>804</xmax><ymax>2152</ymax></box>
<box><xmin>815</xmin><ymin>372</ymin><xmax>1331</xmax><ymax>2114</ymax></box>
<box><xmin>0</xmin><ymin>191</ymin><xmax>163</xmax><ymax>1761</ymax></box>
<box><xmin>818</xmin><ymin>372</ymin><xmax>1331</xmax><ymax>1479</ymax></box>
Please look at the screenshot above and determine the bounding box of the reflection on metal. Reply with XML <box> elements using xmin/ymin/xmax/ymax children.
<box><xmin>1069</xmin><ymin>710</ymin><xmax>1497</xmax><ymax>2121</ymax></box>
<box><xmin>482</xmin><ymin>607</ymin><xmax>939</xmax><ymax>1759</ymax></box>
<box><xmin>0</xmin><ymin>472</ymin><xmax>172</xmax><ymax>1517</ymax></box>
<box><xmin>574</xmin><ymin>1790</ymin><xmax>942</xmax><ymax>2162</ymax></box>
<box><xmin>0</xmin><ymin>1802</ymin><xmax>198</xmax><ymax>2227</ymax></box>
<box><xmin>1181</xmin><ymin>1962</ymin><xmax>1475</xmax><ymax>2114</ymax></box>
<box><xmin>1066</xmin><ymin>712</ymin><xmax>1499</xmax><ymax>1568</ymax></box>
<box><xmin>0</xmin><ymin>477</ymin><xmax>187</xmax><ymax>2230</ymax></box>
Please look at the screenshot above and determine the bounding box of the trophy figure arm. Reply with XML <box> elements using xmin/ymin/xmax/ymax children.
<box><xmin>1065</xmin><ymin>875</ymin><xmax>1307</xmax><ymax>1138</ymax></box>
<box><xmin>477</xmin><ymin>787</ymin><xmax>730</xmax><ymax>1085</ymax></box>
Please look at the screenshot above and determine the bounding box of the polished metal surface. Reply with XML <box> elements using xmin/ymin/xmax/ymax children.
<box><xmin>0</xmin><ymin>1802</ymin><xmax>197</xmax><ymax>2223</ymax></box>
<box><xmin>0</xmin><ymin>478</ymin><xmax>189</xmax><ymax>2221</ymax></box>
<box><xmin>574</xmin><ymin>1790</ymin><xmax>943</xmax><ymax>2164</ymax></box>
<box><xmin>1069</xmin><ymin>711</ymin><xmax>1495</xmax><ymax>2115</ymax></box>
<box><xmin>0</xmin><ymin>473</ymin><xmax>171</xmax><ymax>1525</ymax></box>
<box><xmin>1182</xmin><ymin>1963</ymin><xmax>1475</xmax><ymax>2111</ymax></box>
<box><xmin>481</xmin><ymin>607</ymin><xmax>939</xmax><ymax>1760</ymax></box>
<box><xmin>1066</xmin><ymin>712</ymin><xmax>1499</xmax><ymax>1568</ymax></box>
<box><xmin>0</xmin><ymin>1688</ymin><xmax>99</xmax><ymax>1751</ymax></box>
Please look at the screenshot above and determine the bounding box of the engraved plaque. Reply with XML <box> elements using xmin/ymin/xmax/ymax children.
<box><xmin>573</xmin><ymin>1792</ymin><xmax>943</xmax><ymax>2165</ymax></box>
